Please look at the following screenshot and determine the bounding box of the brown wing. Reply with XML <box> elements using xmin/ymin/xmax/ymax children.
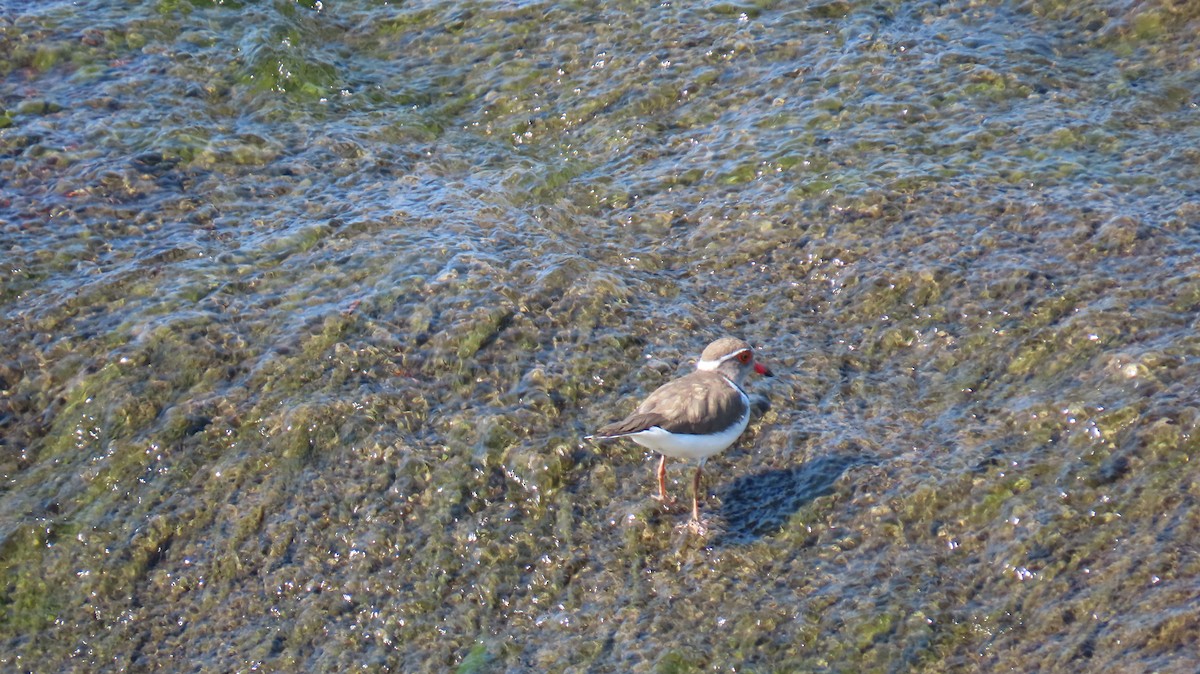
<box><xmin>632</xmin><ymin>371</ymin><xmax>747</xmax><ymax>436</ymax></box>
<box><xmin>594</xmin><ymin>412</ymin><xmax>671</xmax><ymax>438</ymax></box>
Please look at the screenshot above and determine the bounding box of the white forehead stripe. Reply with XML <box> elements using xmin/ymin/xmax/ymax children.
<box><xmin>696</xmin><ymin>348</ymin><xmax>750</xmax><ymax>371</ymax></box>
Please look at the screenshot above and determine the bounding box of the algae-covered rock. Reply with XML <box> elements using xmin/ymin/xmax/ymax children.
<box><xmin>3</xmin><ymin>0</ymin><xmax>1200</xmax><ymax>671</ymax></box>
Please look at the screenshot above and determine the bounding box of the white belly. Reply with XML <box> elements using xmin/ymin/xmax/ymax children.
<box><xmin>628</xmin><ymin>410</ymin><xmax>750</xmax><ymax>461</ymax></box>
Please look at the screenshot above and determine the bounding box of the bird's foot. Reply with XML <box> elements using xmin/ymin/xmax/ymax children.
<box><xmin>651</xmin><ymin>493</ymin><xmax>679</xmax><ymax>508</ymax></box>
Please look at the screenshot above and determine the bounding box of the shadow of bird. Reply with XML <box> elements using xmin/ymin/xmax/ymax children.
<box><xmin>714</xmin><ymin>453</ymin><xmax>868</xmax><ymax>546</ymax></box>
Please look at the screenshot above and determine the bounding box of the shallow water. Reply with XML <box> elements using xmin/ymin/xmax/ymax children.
<box><xmin>2</xmin><ymin>0</ymin><xmax>1199</xmax><ymax>671</ymax></box>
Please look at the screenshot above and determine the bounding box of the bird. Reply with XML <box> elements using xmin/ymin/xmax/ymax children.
<box><xmin>591</xmin><ymin>337</ymin><xmax>774</xmax><ymax>524</ymax></box>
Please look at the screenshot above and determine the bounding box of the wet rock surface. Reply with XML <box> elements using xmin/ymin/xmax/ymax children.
<box><xmin>2</xmin><ymin>1</ymin><xmax>1200</xmax><ymax>671</ymax></box>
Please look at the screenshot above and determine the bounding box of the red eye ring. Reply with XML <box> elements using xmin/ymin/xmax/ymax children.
<box><xmin>737</xmin><ymin>350</ymin><xmax>752</xmax><ymax>364</ymax></box>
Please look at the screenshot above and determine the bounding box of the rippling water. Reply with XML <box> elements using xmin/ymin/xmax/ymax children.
<box><xmin>3</xmin><ymin>1</ymin><xmax>1199</xmax><ymax>671</ymax></box>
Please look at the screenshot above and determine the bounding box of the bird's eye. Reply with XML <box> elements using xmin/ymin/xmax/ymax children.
<box><xmin>737</xmin><ymin>351</ymin><xmax>752</xmax><ymax>364</ymax></box>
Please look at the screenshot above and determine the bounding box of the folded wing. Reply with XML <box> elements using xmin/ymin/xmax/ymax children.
<box><xmin>595</xmin><ymin>371</ymin><xmax>746</xmax><ymax>438</ymax></box>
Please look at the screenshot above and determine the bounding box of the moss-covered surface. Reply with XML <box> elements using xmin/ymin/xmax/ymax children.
<box><xmin>3</xmin><ymin>0</ymin><xmax>1200</xmax><ymax>671</ymax></box>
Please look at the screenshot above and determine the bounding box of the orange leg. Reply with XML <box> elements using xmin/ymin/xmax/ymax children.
<box><xmin>691</xmin><ymin>463</ymin><xmax>704</xmax><ymax>523</ymax></box>
<box><xmin>651</xmin><ymin>455</ymin><xmax>675</xmax><ymax>504</ymax></box>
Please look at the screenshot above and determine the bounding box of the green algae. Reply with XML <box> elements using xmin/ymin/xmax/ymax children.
<box><xmin>655</xmin><ymin>651</ymin><xmax>701</xmax><ymax>673</ymax></box>
<box><xmin>455</xmin><ymin>642</ymin><xmax>493</xmax><ymax>674</ymax></box>
<box><xmin>3</xmin><ymin>0</ymin><xmax>1200</xmax><ymax>671</ymax></box>
<box><xmin>454</xmin><ymin>308</ymin><xmax>515</xmax><ymax>361</ymax></box>
<box><xmin>0</xmin><ymin>526</ymin><xmax>64</xmax><ymax>634</ymax></box>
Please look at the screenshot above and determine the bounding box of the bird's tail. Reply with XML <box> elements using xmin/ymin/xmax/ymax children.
<box><xmin>590</xmin><ymin>413</ymin><xmax>668</xmax><ymax>439</ymax></box>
